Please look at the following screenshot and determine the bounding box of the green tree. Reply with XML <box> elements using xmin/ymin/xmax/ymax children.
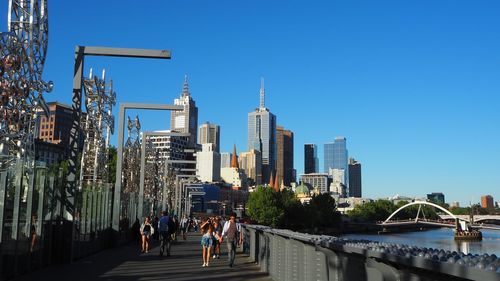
<box><xmin>247</xmin><ymin>186</ymin><xmax>283</xmax><ymax>227</ymax></box>
<box><xmin>278</xmin><ymin>189</ymin><xmax>307</xmax><ymax>230</ymax></box>
<box><xmin>348</xmin><ymin>199</ymin><xmax>396</xmax><ymax>222</ymax></box>
<box><xmin>307</xmin><ymin>193</ymin><xmax>341</xmax><ymax>228</ymax></box>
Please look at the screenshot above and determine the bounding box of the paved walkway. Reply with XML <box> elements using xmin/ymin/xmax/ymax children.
<box><xmin>14</xmin><ymin>234</ymin><xmax>271</xmax><ymax>281</ymax></box>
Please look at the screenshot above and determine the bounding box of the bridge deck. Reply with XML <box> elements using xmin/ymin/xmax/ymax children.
<box><xmin>14</xmin><ymin>234</ymin><xmax>271</xmax><ymax>281</ymax></box>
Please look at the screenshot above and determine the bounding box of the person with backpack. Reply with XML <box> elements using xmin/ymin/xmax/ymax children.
<box><xmin>220</xmin><ymin>213</ymin><xmax>243</xmax><ymax>268</ymax></box>
<box><xmin>158</xmin><ymin>211</ymin><xmax>171</xmax><ymax>257</ymax></box>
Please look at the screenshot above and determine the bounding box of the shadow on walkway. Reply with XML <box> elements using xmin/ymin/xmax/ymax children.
<box><xmin>14</xmin><ymin>234</ymin><xmax>271</xmax><ymax>281</ymax></box>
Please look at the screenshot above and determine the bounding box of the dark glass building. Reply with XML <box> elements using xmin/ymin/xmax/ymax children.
<box><xmin>277</xmin><ymin>126</ymin><xmax>294</xmax><ymax>186</ymax></box>
<box><xmin>348</xmin><ymin>158</ymin><xmax>362</xmax><ymax>198</ymax></box>
<box><xmin>304</xmin><ymin>144</ymin><xmax>317</xmax><ymax>174</ymax></box>
<box><xmin>427</xmin><ymin>192</ymin><xmax>445</xmax><ymax>205</ymax></box>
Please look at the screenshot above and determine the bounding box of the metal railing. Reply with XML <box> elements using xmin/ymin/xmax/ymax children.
<box><xmin>242</xmin><ymin>225</ymin><xmax>499</xmax><ymax>281</ymax></box>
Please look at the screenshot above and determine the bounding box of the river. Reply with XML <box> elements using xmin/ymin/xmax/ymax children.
<box><xmin>341</xmin><ymin>228</ymin><xmax>500</xmax><ymax>256</ymax></box>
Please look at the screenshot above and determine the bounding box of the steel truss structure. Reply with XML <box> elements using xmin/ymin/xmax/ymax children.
<box><xmin>123</xmin><ymin>115</ymin><xmax>141</xmax><ymax>194</ymax></box>
<box><xmin>78</xmin><ymin>69</ymin><xmax>116</xmax><ymax>189</ymax></box>
<box><xmin>143</xmin><ymin>140</ymin><xmax>162</xmax><ymax>215</ymax></box>
<box><xmin>0</xmin><ymin>0</ymin><xmax>52</xmax><ymax>170</ymax></box>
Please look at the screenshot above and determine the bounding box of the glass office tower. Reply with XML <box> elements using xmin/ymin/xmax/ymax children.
<box><xmin>248</xmin><ymin>78</ymin><xmax>277</xmax><ymax>184</ymax></box>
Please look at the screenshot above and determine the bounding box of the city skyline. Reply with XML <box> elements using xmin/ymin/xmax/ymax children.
<box><xmin>34</xmin><ymin>1</ymin><xmax>500</xmax><ymax>205</ymax></box>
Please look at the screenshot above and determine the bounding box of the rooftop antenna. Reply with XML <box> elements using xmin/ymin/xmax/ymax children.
<box><xmin>259</xmin><ymin>77</ymin><xmax>265</xmax><ymax>109</ymax></box>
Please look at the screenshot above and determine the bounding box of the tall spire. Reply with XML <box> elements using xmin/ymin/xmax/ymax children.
<box><xmin>274</xmin><ymin>174</ymin><xmax>280</xmax><ymax>192</ymax></box>
<box><xmin>259</xmin><ymin>77</ymin><xmax>265</xmax><ymax>109</ymax></box>
<box><xmin>231</xmin><ymin>144</ymin><xmax>239</xmax><ymax>168</ymax></box>
<box><xmin>269</xmin><ymin>170</ymin><xmax>274</xmax><ymax>188</ymax></box>
<box><xmin>182</xmin><ymin>74</ymin><xmax>190</xmax><ymax>97</ymax></box>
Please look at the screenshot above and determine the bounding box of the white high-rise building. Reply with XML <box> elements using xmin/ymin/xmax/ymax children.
<box><xmin>198</xmin><ymin>122</ymin><xmax>220</xmax><ymax>153</ymax></box>
<box><xmin>220</xmin><ymin>152</ymin><xmax>231</xmax><ymax>168</ymax></box>
<box><xmin>196</xmin><ymin>143</ymin><xmax>221</xmax><ymax>183</ymax></box>
<box><xmin>329</xmin><ymin>168</ymin><xmax>346</xmax><ymax>197</ymax></box>
<box><xmin>170</xmin><ymin>75</ymin><xmax>198</xmax><ymax>147</ymax></box>
<box><xmin>145</xmin><ymin>130</ymin><xmax>194</xmax><ymax>173</ymax></box>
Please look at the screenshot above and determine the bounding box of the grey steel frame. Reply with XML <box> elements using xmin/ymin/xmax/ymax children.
<box><xmin>172</xmin><ymin>174</ymin><xmax>197</xmax><ymax>218</ymax></box>
<box><xmin>68</xmin><ymin>46</ymin><xmax>171</xmax><ymax>224</ymax></box>
<box><xmin>112</xmin><ymin>103</ymin><xmax>183</xmax><ymax>231</ymax></box>
<box><xmin>138</xmin><ymin>131</ymin><xmax>190</xmax><ymax>220</ymax></box>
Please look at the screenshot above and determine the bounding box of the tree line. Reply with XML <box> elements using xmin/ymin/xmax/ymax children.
<box><xmin>246</xmin><ymin>186</ymin><xmax>341</xmax><ymax>231</ymax></box>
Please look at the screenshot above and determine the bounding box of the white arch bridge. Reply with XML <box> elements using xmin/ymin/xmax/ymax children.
<box><xmin>380</xmin><ymin>201</ymin><xmax>500</xmax><ymax>231</ymax></box>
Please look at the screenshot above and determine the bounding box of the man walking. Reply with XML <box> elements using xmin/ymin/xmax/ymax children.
<box><xmin>158</xmin><ymin>211</ymin><xmax>171</xmax><ymax>257</ymax></box>
<box><xmin>221</xmin><ymin>213</ymin><xmax>243</xmax><ymax>268</ymax></box>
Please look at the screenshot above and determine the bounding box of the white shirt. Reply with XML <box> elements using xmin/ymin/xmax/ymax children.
<box><xmin>221</xmin><ymin>220</ymin><xmax>241</xmax><ymax>239</ymax></box>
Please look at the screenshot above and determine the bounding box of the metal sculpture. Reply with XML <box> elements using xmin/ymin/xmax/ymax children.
<box><xmin>78</xmin><ymin>69</ymin><xmax>116</xmax><ymax>189</ymax></box>
<box><xmin>0</xmin><ymin>0</ymin><xmax>52</xmax><ymax>170</ymax></box>
<box><xmin>122</xmin><ymin>115</ymin><xmax>141</xmax><ymax>194</ymax></box>
<box><xmin>143</xmin><ymin>140</ymin><xmax>161</xmax><ymax>214</ymax></box>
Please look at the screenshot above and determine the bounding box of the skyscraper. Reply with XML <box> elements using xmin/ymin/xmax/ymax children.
<box><xmin>304</xmin><ymin>144</ymin><xmax>318</xmax><ymax>174</ymax></box>
<box><xmin>324</xmin><ymin>142</ymin><xmax>334</xmax><ymax>173</ymax></box>
<box><xmin>329</xmin><ymin>168</ymin><xmax>347</xmax><ymax>197</ymax></box>
<box><xmin>276</xmin><ymin>126</ymin><xmax>294</xmax><ymax>186</ymax></box>
<box><xmin>220</xmin><ymin>152</ymin><xmax>231</xmax><ymax>168</ymax></box>
<box><xmin>196</xmin><ymin>143</ymin><xmax>221</xmax><ymax>182</ymax></box>
<box><xmin>348</xmin><ymin>158</ymin><xmax>362</xmax><ymax>198</ymax></box>
<box><xmin>332</xmin><ymin>137</ymin><xmax>349</xmax><ymax>195</ymax></box>
<box><xmin>239</xmin><ymin>149</ymin><xmax>262</xmax><ymax>186</ymax></box>
<box><xmin>248</xmin><ymin>78</ymin><xmax>277</xmax><ymax>184</ymax></box>
<box><xmin>170</xmin><ymin>75</ymin><xmax>199</xmax><ymax>147</ymax></box>
<box><xmin>198</xmin><ymin>122</ymin><xmax>220</xmax><ymax>153</ymax></box>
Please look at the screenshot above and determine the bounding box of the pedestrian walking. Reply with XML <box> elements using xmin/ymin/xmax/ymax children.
<box><xmin>140</xmin><ymin>217</ymin><xmax>154</xmax><ymax>253</ymax></box>
<box><xmin>158</xmin><ymin>211</ymin><xmax>171</xmax><ymax>257</ymax></box>
<box><xmin>171</xmin><ymin>215</ymin><xmax>179</xmax><ymax>241</ymax></box>
<box><xmin>180</xmin><ymin>215</ymin><xmax>189</xmax><ymax>240</ymax></box>
<box><xmin>200</xmin><ymin>219</ymin><xmax>214</xmax><ymax>267</ymax></box>
<box><xmin>221</xmin><ymin>213</ymin><xmax>243</xmax><ymax>268</ymax></box>
<box><xmin>212</xmin><ymin>217</ymin><xmax>222</xmax><ymax>259</ymax></box>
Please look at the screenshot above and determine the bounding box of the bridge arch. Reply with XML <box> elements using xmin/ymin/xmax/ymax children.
<box><xmin>383</xmin><ymin>201</ymin><xmax>459</xmax><ymax>224</ymax></box>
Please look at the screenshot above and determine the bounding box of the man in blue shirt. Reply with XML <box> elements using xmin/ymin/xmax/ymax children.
<box><xmin>158</xmin><ymin>210</ymin><xmax>171</xmax><ymax>257</ymax></box>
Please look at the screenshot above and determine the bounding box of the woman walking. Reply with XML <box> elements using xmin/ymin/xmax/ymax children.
<box><xmin>212</xmin><ymin>217</ymin><xmax>222</xmax><ymax>259</ymax></box>
<box><xmin>200</xmin><ymin>219</ymin><xmax>214</xmax><ymax>267</ymax></box>
<box><xmin>140</xmin><ymin>217</ymin><xmax>154</xmax><ymax>253</ymax></box>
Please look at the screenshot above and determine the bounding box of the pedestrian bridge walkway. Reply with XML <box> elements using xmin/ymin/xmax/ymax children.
<box><xmin>14</xmin><ymin>234</ymin><xmax>271</xmax><ymax>281</ymax></box>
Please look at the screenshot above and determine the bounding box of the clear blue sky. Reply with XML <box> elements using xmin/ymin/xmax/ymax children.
<box><xmin>6</xmin><ymin>0</ymin><xmax>499</xmax><ymax>205</ymax></box>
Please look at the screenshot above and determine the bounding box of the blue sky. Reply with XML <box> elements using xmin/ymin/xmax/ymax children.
<box><xmin>6</xmin><ymin>0</ymin><xmax>499</xmax><ymax>205</ymax></box>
